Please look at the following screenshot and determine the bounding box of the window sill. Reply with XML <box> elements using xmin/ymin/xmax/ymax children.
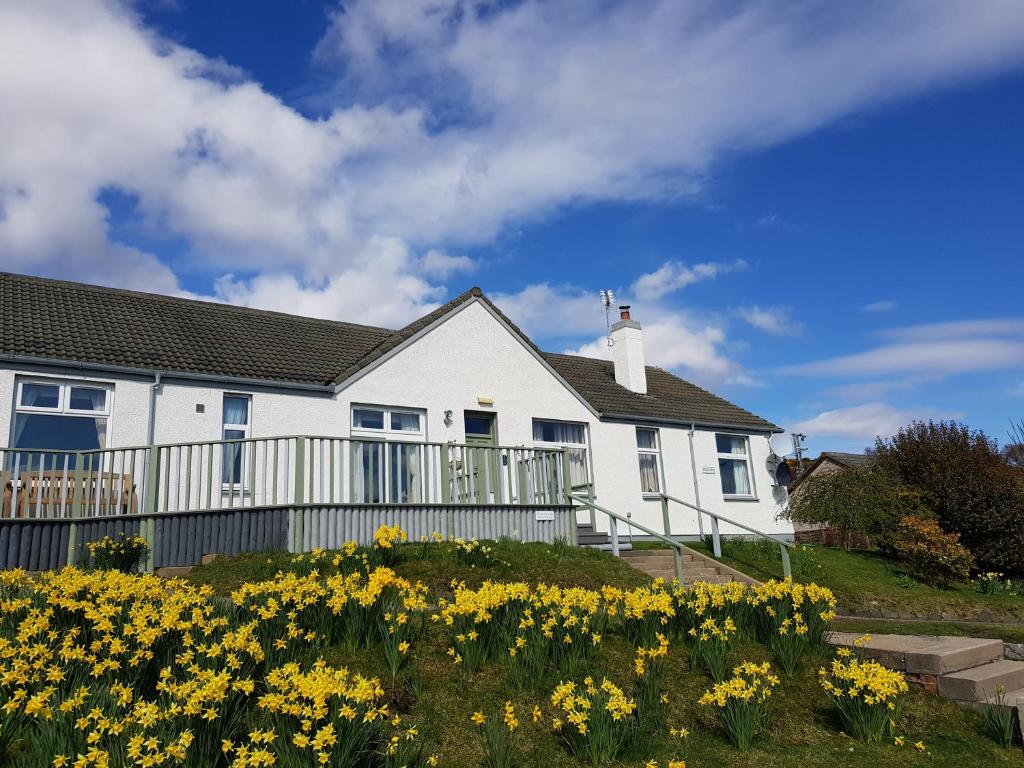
<box><xmin>722</xmin><ymin>495</ymin><xmax>758</xmax><ymax>502</ymax></box>
<box><xmin>641</xmin><ymin>492</ymin><xmax>662</xmax><ymax>500</ymax></box>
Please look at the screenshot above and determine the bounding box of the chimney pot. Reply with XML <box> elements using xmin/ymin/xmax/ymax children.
<box><xmin>619</xmin><ymin>305</ymin><xmax>631</xmax><ymax>321</ymax></box>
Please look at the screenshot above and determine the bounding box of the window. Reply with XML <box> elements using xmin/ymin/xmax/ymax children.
<box><xmin>635</xmin><ymin>427</ymin><xmax>662</xmax><ymax>495</ymax></box>
<box><xmin>222</xmin><ymin>395</ymin><xmax>250</xmax><ymax>486</ymax></box>
<box><xmin>716</xmin><ymin>433</ymin><xmax>753</xmax><ymax>497</ymax></box>
<box><xmin>533</xmin><ymin>419</ymin><xmax>590</xmax><ymax>487</ymax></box>
<box><xmin>350</xmin><ymin>405</ymin><xmax>425</xmax><ymax>503</ymax></box>
<box><xmin>10</xmin><ymin>379</ymin><xmax>111</xmax><ymax>467</ymax></box>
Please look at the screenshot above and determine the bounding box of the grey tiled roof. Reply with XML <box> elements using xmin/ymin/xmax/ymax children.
<box><xmin>1</xmin><ymin>271</ymin><xmax>779</xmax><ymax>429</ymax></box>
<box><xmin>0</xmin><ymin>272</ymin><xmax>393</xmax><ymax>386</ymax></box>
<box><xmin>819</xmin><ymin>451</ymin><xmax>874</xmax><ymax>468</ymax></box>
<box><xmin>543</xmin><ymin>353</ymin><xmax>779</xmax><ymax>431</ymax></box>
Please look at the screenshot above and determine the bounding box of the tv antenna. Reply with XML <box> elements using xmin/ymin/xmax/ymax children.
<box><xmin>599</xmin><ymin>290</ymin><xmax>616</xmax><ymax>349</ymax></box>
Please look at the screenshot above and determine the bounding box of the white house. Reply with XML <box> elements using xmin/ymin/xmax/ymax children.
<box><xmin>0</xmin><ymin>272</ymin><xmax>790</xmax><ymax>567</ymax></box>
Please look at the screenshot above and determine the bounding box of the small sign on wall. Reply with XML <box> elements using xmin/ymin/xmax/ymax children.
<box><xmin>535</xmin><ymin>509</ymin><xmax>555</xmax><ymax>521</ymax></box>
<box><xmin>702</xmin><ymin>466</ymin><xmax>716</xmax><ymax>474</ymax></box>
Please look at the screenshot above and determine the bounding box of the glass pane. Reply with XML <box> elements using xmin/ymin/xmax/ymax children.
<box><xmin>637</xmin><ymin>452</ymin><xmax>660</xmax><ymax>493</ymax></box>
<box><xmin>223</xmin><ymin>396</ymin><xmax>249</xmax><ymax>426</ymax></box>
<box><xmin>391</xmin><ymin>411</ymin><xmax>421</xmax><ymax>432</ymax></box>
<box><xmin>222</xmin><ymin>428</ymin><xmax>246</xmax><ymax>483</ymax></box>
<box><xmin>568</xmin><ymin>447</ymin><xmax>589</xmax><ymax>487</ymax></box>
<box><xmin>389</xmin><ymin>443</ymin><xmax>422</xmax><ymax>502</ymax></box>
<box><xmin>719</xmin><ymin>458</ymin><xmax>752</xmax><ymax>495</ymax></box>
<box><xmin>20</xmin><ymin>383</ymin><xmax>60</xmax><ymax>409</ymax></box>
<box><xmin>716</xmin><ymin>434</ymin><xmax>746</xmax><ymax>455</ymax></box>
<box><xmin>635</xmin><ymin>428</ymin><xmax>657</xmax><ymax>450</ymax></box>
<box><xmin>69</xmin><ymin>387</ymin><xmax>107</xmax><ymax>411</ymax></box>
<box><xmin>11</xmin><ymin>414</ymin><xmax>106</xmax><ymax>471</ymax></box>
<box><xmin>352</xmin><ymin>441</ymin><xmax>383</xmax><ymax>503</ymax></box>
<box><xmin>353</xmin><ymin>408</ymin><xmax>385</xmax><ymax>430</ymax></box>
<box><xmin>533</xmin><ymin>420</ymin><xmax>585</xmax><ymax>445</ymax></box>
<box><xmin>464</xmin><ymin>415</ymin><xmax>492</xmax><ymax>435</ymax></box>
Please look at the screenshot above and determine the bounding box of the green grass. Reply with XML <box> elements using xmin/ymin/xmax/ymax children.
<box><xmin>690</xmin><ymin>541</ymin><xmax>1024</xmax><ymax>623</ymax></box>
<box><xmin>186</xmin><ymin>541</ymin><xmax>1024</xmax><ymax>767</ymax></box>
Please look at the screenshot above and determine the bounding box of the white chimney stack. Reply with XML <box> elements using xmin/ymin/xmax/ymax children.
<box><xmin>611</xmin><ymin>305</ymin><xmax>647</xmax><ymax>394</ymax></box>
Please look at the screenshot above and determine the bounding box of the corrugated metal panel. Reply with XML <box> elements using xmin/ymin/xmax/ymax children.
<box><xmin>295</xmin><ymin>504</ymin><xmax>573</xmax><ymax>549</ymax></box>
<box><xmin>0</xmin><ymin>505</ymin><xmax>571</xmax><ymax>570</ymax></box>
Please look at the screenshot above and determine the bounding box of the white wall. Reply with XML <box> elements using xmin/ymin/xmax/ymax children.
<box><xmin>1</xmin><ymin>299</ymin><xmax>791</xmax><ymax>538</ymax></box>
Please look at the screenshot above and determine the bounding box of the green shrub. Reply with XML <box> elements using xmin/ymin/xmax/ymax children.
<box><xmin>891</xmin><ymin>515</ymin><xmax>974</xmax><ymax>587</ymax></box>
<box><xmin>784</xmin><ymin>465</ymin><xmax>923</xmax><ymax>551</ymax></box>
<box><xmin>876</xmin><ymin>420</ymin><xmax>1024</xmax><ymax>575</ymax></box>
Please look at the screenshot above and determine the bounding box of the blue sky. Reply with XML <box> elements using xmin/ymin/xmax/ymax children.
<box><xmin>2</xmin><ymin>1</ymin><xmax>1024</xmax><ymax>457</ymax></box>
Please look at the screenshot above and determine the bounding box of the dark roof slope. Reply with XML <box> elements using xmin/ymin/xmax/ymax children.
<box><xmin>0</xmin><ymin>272</ymin><xmax>393</xmax><ymax>386</ymax></box>
<box><xmin>1</xmin><ymin>271</ymin><xmax>780</xmax><ymax>429</ymax></box>
<box><xmin>819</xmin><ymin>451</ymin><xmax>874</xmax><ymax>468</ymax></box>
<box><xmin>544</xmin><ymin>353</ymin><xmax>779</xmax><ymax>431</ymax></box>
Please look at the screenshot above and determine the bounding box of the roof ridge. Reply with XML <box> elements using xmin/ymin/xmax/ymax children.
<box><xmin>0</xmin><ymin>271</ymin><xmax>395</xmax><ymax>334</ymax></box>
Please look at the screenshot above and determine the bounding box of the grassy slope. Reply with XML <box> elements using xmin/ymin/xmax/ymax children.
<box><xmin>689</xmin><ymin>542</ymin><xmax>1024</xmax><ymax>623</ymax></box>
<box><xmin>188</xmin><ymin>542</ymin><xmax>1022</xmax><ymax>767</ymax></box>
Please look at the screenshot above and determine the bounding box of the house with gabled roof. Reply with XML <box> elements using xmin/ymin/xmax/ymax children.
<box><xmin>0</xmin><ymin>271</ymin><xmax>790</xmax><ymax>570</ymax></box>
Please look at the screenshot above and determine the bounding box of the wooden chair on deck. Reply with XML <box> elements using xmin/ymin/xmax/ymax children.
<box><xmin>12</xmin><ymin>471</ymin><xmax>138</xmax><ymax>518</ymax></box>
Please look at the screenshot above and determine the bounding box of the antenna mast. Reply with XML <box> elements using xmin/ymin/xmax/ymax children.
<box><xmin>599</xmin><ymin>290</ymin><xmax>616</xmax><ymax>349</ymax></box>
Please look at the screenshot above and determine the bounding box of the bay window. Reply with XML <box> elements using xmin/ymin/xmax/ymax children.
<box><xmin>635</xmin><ymin>427</ymin><xmax>662</xmax><ymax>495</ymax></box>
<box><xmin>716</xmin><ymin>433</ymin><xmax>754</xmax><ymax>497</ymax></box>
<box><xmin>532</xmin><ymin>419</ymin><xmax>590</xmax><ymax>487</ymax></box>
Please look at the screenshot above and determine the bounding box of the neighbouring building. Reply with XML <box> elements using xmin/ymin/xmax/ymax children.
<box><xmin>0</xmin><ymin>272</ymin><xmax>791</xmax><ymax>567</ymax></box>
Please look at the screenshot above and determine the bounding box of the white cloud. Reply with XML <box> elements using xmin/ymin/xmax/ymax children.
<box><xmin>824</xmin><ymin>379</ymin><xmax>916</xmax><ymax>401</ymax></box>
<box><xmin>3</xmin><ymin>0</ymin><xmax>1024</xmax><ymax>323</ymax></box>
<box><xmin>566</xmin><ymin>313</ymin><xmax>736</xmax><ymax>380</ymax></box>
<box><xmin>632</xmin><ymin>259</ymin><xmax>747</xmax><ymax>301</ymax></box>
<box><xmin>737</xmin><ymin>305</ymin><xmax>802</xmax><ymax>336</ymax></box>
<box><xmin>862</xmin><ymin>300</ymin><xmax>897</xmax><ymax>313</ymax></box>
<box><xmin>783</xmin><ymin>338</ymin><xmax>1024</xmax><ymax>377</ymax></box>
<box><xmin>880</xmin><ymin>318</ymin><xmax>1024</xmax><ymax>341</ymax></box>
<box><xmin>789</xmin><ymin>402</ymin><xmax>954</xmax><ymax>441</ymax></box>
<box><xmin>419</xmin><ymin>249</ymin><xmax>476</xmax><ymax>280</ymax></box>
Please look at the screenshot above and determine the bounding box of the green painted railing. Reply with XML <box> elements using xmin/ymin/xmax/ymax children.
<box><xmin>659</xmin><ymin>493</ymin><xmax>792</xmax><ymax>579</ymax></box>
<box><xmin>567</xmin><ymin>491</ymin><xmax>685</xmax><ymax>582</ymax></box>
<box><xmin>1</xmin><ymin>438</ymin><xmax>572</xmax><ymax>519</ymax></box>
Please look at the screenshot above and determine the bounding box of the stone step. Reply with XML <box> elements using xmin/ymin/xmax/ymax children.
<box><xmin>939</xmin><ymin>660</ymin><xmax>1024</xmax><ymax>702</ymax></box>
<box><xmin>829</xmin><ymin>633</ymin><xmax>1005</xmax><ymax>675</ymax></box>
<box><xmin>620</xmin><ymin>552</ymin><xmax>696</xmax><ymax>564</ymax></box>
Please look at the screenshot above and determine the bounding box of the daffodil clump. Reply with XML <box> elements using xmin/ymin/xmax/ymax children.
<box><xmin>687</xmin><ymin>616</ymin><xmax>737</xmax><ymax>681</ymax></box>
<box><xmin>698</xmin><ymin>661</ymin><xmax>779</xmax><ymax>750</ymax></box>
<box><xmin>436</xmin><ymin>581</ymin><xmax>606</xmax><ymax>680</ymax></box>
<box><xmin>819</xmin><ymin>646</ymin><xmax>908</xmax><ymax>743</ymax></box>
<box><xmin>452</xmin><ymin>538</ymin><xmax>505</xmax><ymax>568</ymax></box>
<box><xmin>747</xmin><ymin>580</ymin><xmax>837</xmax><ymax>673</ymax></box>
<box><xmin>550</xmin><ymin>677</ymin><xmax>636</xmax><ymax>764</ymax></box>
<box><xmin>472</xmin><ymin>701</ymin><xmax>520</xmax><ymax>768</ymax></box>
<box><xmin>85</xmin><ymin>533</ymin><xmax>150</xmax><ymax>573</ymax></box>
<box><xmin>633</xmin><ymin>633</ymin><xmax>671</xmax><ymax>732</ymax></box>
<box><xmin>607</xmin><ymin>582</ymin><xmax>675</xmax><ymax>647</ymax></box>
<box><xmin>0</xmin><ymin>563</ymin><xmax>433</xmax><ymax>768</ymax></box>
<box><xmin>371</xmin><ymin>525</ymin><xmax>408</xmax><ymax>566</ymax></box>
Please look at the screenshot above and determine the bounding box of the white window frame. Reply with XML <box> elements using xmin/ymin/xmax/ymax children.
<box><xmin>635</xmin><ymin>427</ymin><xmax>664</xmax><ymax>497</ymax></box>
<box><xmin>350</xmin><ymin>404</ymin><xmax>426</xmax><ymax>504</ymax></box>
<box><xmin>715</xmin><ymin>432</ymin><xmax>756</xmax><ymax>500</ymax></box>
<box><xmin>221</xmin><ymin>394</ymin><xmax>251</xmax><ymax>490</ymax></box>
<box><xmin>532</xmin><ymin>418</ymin><xmax>592</xmax><ymax>488</ymax></box>
<box><xmin>11</xmin><ymin>377</ymin><xmax>113</xmax><ymax>455</ymax></box>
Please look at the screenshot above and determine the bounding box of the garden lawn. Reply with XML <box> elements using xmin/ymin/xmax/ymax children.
<box><xmin>690</xmin><ymin>541</ymin><xmax>1024</xmax><ymax>623</ymax></box>
<box><xmin>185</xmin><ymin>541</ymin><xmax>1023</xmax><ymax>768</ymax></box>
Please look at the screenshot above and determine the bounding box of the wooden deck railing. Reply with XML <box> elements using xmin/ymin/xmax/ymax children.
<box><xmin>1</xmin><ymin>437</ymin><xmax>572</xmax><ymax>519</ymax></box>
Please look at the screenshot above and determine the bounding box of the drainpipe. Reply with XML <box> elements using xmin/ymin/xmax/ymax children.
<box><xmin>147</xmin><ymin>371</ymin><xmax>163</xmax><ymax>445</ymax></box>
<box><xmin>688</xmin><ymin>423</ymin><xmax>705</xmax><ymax>538</ymax></box>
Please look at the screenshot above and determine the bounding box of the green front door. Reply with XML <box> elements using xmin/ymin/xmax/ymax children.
<box><xmin>463</xmin><ymin>412</ymin><xmax>499</xmax><ymax>503</ymax></box>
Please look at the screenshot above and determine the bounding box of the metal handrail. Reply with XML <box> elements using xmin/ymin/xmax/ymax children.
<box><xmin>567</xmin><ymin>492</ymin><xmax>685</xmax><ymax>582</ymax></box>
<box><xmin>660</xmin><ymin>493</ymin><xmax>791</xmax><ymax>579</ymax></box>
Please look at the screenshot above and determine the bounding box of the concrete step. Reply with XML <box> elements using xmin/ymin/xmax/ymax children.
<box><xmin>829</xmin><ymin>633</ymin><xmax>1005</xmax><ymax>675</ymax></box>
<box><xmin>939</xmin><ymin>660</ymin><xmax>1024</xmax><ymax>702</ymax></box>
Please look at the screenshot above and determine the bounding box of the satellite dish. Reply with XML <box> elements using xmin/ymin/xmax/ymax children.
<box><xmin>769</xmin><ymin>432</ymin><xmax>792</xmax><ymax>457</ymax></box>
